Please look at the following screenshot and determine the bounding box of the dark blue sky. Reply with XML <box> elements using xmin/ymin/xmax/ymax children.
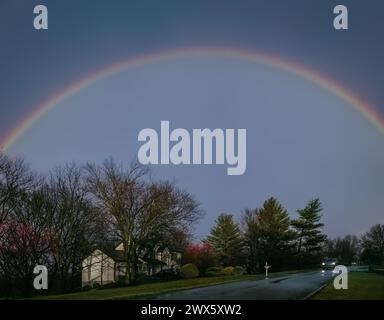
<box><xmin>1</xmin><ymin>0</ymin><xmax>383</xmax><ymax>138</ymax></box>
<box><xmin>1</xmin><ymin>0</ymin><xmax>383</xmax><ymax>238</ymax></box>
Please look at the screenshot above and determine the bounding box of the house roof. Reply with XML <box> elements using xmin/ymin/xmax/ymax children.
<box><xmin>108</xmin><ymin>250</ymin><xmax>126</xmax><ymax>262</ymax></box>
<box><xmin>83</xmin><ymin>242</ymin><xmax>181</xmax><ymax>263</ymax></box>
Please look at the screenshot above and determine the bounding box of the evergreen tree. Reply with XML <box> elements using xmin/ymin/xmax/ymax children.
<box><xmin>243</xmin><ymin>197</ymin><xmax>295</xmax><ymax>272</ymax></box>
<box><xmin>207</xmin><ymin>213</ymin><xmax>244</xmax><ymax>266</ymax></box>
<box><xmin>291</xmin><ymin>198</ymin><xmax>326</xmax><ymax>268</ymax></box>
<box><xmin>256</xmin><ymin>197</ymin><xmax>295</xmax><ymax>270</ymax></box>
<box><xmin>243</xmin><ymin>208</ymin><xmax>261</xmax><ymax>274</ymax></box>
<box><xmin>360</xmin><ymin>224</ymin><xmax>384</xmax><ymax>265</ymax></box>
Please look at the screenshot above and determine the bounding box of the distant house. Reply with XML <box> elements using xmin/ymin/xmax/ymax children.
<box><xmin>81</xmin><ymin>243</ymin><xmax>181</xmax><ymax>287</ymax></box>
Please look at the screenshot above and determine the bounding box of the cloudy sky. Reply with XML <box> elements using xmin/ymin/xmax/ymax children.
<box><xmin>1</xmin><ymin>0</ymin><xmax>383</xmax><ymax>239</ymax></box>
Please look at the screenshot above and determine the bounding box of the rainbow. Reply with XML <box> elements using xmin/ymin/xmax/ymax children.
<box><xmin>1</xmin><ymin>47</ymin><xmax>384</xmax><ymax>152</ymax></box>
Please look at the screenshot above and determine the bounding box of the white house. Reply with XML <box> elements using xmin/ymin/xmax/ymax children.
<box><xmin>81</xmin><ymin>249</ymin><xmax>115</xmax><ymax>286</ymax></box>
<box><xmin>81</xmin><ymin>243</ymin><xmax>181</xmax><ymax>287</ymax></box>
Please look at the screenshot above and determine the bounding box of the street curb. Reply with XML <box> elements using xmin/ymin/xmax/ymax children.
<box><xmin>303</xmin><ymin>282</ymin><xmax>329</xmax><ymax>300</ymax></box>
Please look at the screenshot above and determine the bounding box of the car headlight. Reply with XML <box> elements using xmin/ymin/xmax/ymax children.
<box><xmin>322</xmin><ymin>262</ymin><xmax>325</xmax><ymax>266</ymax></box>
<box><xmin>332</xmin><ymin>262</ymin><xmax>336</xmax><ymax>265</ymax></box>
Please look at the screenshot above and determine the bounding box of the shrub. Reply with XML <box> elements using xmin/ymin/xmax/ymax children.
<box><xmin>371</xmin><ymin>265</ymin><xmax>384</xmax><ymax>275</ymax></box>
<box><xmin>222</xmin><ymin>266</ymin><xmax>235</xmax><ymax>275</ymax></box>
<box><xmin>206</xmin><ymin>266</ymin><xmax>223</xmax><ymax>272</ymax></box>
<box><xmin>82</xmin><ymin>285</ymin><xmax>92</xmax><ymax>291</ymax></box>
<box><xmin>99</xmin><ymin>282</ymin><xmax>117</xmax><ymax>290</ymax></box>
<box><xmin>116</xmin><ymin>276</ymin><xmax>130</xmax><ymax>286</ymax></box>
<box><xmin>134</xmin><ymin>272</ymin><xmax>152</xmax><ymax>284</ymax></box>
<box><xmin>153</xmin><ymin>269</ymin><xmax>181</xmax><ymax>281</ymax></box>
<box><xmin>182</xmin><ymin>243</ymin><xmax>217</xmax><ymax>275</ymax></box>
<box><xmin>234</xmin><ymin>266</ymin><xmax>245</xmax><ymax>275</ymax></box>
<box><xmin>180</xmin><ymin>263</ymin><xmax>199</xmax><ymax>279</ymax></box>
<box><xmin>92</xmin><ymin>282</ymin><xmax>101</xmax><ymax>289</ymax></box>
<box><xmin>205</xmin><ymin>266</ymin><xmax>224</xmax><ymax>277</ymax></box>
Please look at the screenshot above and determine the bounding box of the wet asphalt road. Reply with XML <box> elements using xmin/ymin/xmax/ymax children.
<box><xmin>156</xmin><ymin>270</ymin><xmax>335</xmax><ymax>300</ymax></box>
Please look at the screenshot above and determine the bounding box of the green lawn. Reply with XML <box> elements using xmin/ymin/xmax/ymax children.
<box><xmin>33</xmin><ymin>270</ymin><xmax>301</xmax><ymax>300</ymax></box>
<box><xmin>313</xmin><ymin>272</ymin><xmax>384</xmax><ymax>300</ymax></box>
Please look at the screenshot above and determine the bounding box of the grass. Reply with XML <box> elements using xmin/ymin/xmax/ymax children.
<box><xmin>312</xmin><ymin>272</ymin><xmax>384</xmax><ymax>300</ymax></box>
<box><xmin>33</xmin><ymin>270</ymin><xmax>302</xmax><ymax>300</ymax></box>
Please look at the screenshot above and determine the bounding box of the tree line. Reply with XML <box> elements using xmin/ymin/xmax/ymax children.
<box><xmin>0</xmin><ymin>154</ymin><xmax>201</xmax><ymax>297</ymax></box>
<box><xmin>1</xmin><ymin>153</ymin><xmax>383</xmax><ymax>297</ymax></box>
<box><xmin>183</xmin><ymin>198</ymin><xmax>384</xmax><ymax>276</ymax></box>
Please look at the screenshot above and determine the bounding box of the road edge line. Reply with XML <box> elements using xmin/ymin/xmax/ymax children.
<box><xmin>302</xmin><ymin>282</ymin><xmax>329</xmax><ymax>300</ymax></box>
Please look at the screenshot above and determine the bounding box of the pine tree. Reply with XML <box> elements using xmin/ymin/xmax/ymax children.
<box><xmin>291</xmin><ymin>198</ymin><xmax>327</xmax><ymax>268</ymax></box>
<box><xmin>256</xmin><ymin>197</ymin><xmax>294</xmax><ymax>270</ymax></box>
<box><xmin>207</xmin><ymin>213</ymin><xmax>244</xmax><ymax>266</ymax></box>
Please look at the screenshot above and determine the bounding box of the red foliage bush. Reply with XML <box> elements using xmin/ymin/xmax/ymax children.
<box><xmin>182</xmin><ymin>242</ymin><xmax>217</xmax><ymax>275</ymax></box>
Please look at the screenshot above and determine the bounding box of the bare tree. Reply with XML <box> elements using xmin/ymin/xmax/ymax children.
<box><xmin>361</xmin><ymin>224</ymin><xmax>384</xmax><ymax>265</ymax></box>
<box><xmin>45</xmin><ymin>163</ymin><xmax>110</xmax><ymax>292</ymax></box>
<box><xmin>0</xmin><ymin>154</ymin><xmax>49</xmax><ymax>296</ymax></box>
<box><xmin>0</xmin><ymin>153</ymin><xmax>37</xmax><ymax>223</ymax></box>
<box><xmin>324</xmin><ymin>235</ymin><xmax>360</xmax><ymax>265</ymax></box>
<box><xmin>0</xmin><ymin>196</ymin><xmax>52</xmax><ymax>296</ymax></box>
<box><xmin>85</xmin><ymin>158</ymin><xmax>201</xmax><ymax>283</ymax></box>
<box><xmin>0</xmin><ymin>155</ymin><xmax>201</xmax><ymax>295</ymax></box>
